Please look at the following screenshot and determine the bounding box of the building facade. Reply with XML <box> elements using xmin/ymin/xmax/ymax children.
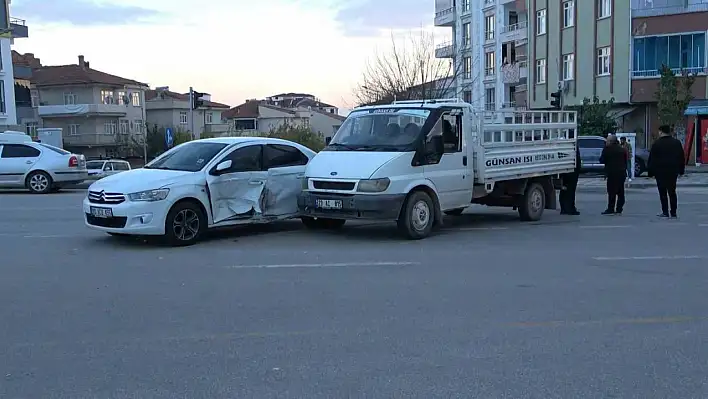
<box><xmin>145</xmin><ymin>88</ymin><xmax>230</xmax><ymax>136</ymax></box>
<box><xmin>1</xmin><ymin>0</ymin><xmax>29</xmax><ymax>130</ymax></box>
<box><xmin>33</xmin><ymin>55</ymin><xmax>149</xmax><ymax>158</ymax></box>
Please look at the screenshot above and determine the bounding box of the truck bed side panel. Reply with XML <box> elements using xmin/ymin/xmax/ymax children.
<box><xmin>475</xmin><ymin>141</ymin><xmax>577</xmax><ymax>181</ymax></box>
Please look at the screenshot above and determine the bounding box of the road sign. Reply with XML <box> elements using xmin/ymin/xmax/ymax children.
<box><xmin>165</xmin><ymin>127</ymin><xmax>173</xmax><ymax>148</ymax></box>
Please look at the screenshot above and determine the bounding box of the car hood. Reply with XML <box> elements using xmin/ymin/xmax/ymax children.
<box><xmin>306</xmin><ymin>151</ymin><xmax>406</xmax><ymax>179</ymax></box>
<box><xmin>88</xmin><ymin>168</ymin><xmax>200</xmax><ymax>193</ymax></box>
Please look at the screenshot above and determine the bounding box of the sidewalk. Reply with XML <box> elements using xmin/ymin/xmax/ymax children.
<box><xmin>578</xmin><ymin>173</ymin><xmax>708</xmax><ymax>192</ymax></box>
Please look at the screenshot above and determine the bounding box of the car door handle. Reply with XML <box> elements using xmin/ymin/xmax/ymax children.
<box><xmin>26</xmin><ymin>160</ymin><xmax>33</xmax><ymax>164</ymax></box>
<box><xmin>462</xmin><ymin>155</ymin><xmax>467</xmax><ymax>166</ymax></box>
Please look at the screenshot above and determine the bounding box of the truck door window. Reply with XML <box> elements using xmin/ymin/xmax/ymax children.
<box><xmin>426</xmin><ymin>112</ymin><xmax>461</xmax><ymax>153</ymax></box>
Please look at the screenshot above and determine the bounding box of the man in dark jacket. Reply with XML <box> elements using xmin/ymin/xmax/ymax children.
<box><xmin>648</xmin><ymin>125</ymin><xmax>685</xmax><ymax>218</ymax></box>
<box><xmin>559</xmin><ymin>144</ymin><xmax>581</xmax><ymax>215</ymax></box>
<box><xmin>599</xmin><ymin>135</ymin><xmax>628</xmax><ymax>215</ymax></box>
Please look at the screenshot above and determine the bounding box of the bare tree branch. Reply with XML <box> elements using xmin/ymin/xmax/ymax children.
<box><xmin>354</xmin><ymin>29</ymin><xmax>482</xmax><ymax>107</ymax></box>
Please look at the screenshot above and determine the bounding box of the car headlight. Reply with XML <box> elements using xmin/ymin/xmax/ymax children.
<box><xmin>357</xmin><ymin>178</ymin><xmax>390</xmax><ymax>193</ymax></box>
<box><xmin>128</xmin><ymin>188</ymin><xmax>170</xmax><ymax>202</ymax></box>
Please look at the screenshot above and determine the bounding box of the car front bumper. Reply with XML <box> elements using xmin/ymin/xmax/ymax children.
<box><xmin>298</xmin><ymin>191</ymin><xmax>406</xmax><ymax>221</ymax></box>
<box><xmin>83</xmin><ymin>197</ymin><xmax>168</xmax><ymax>235</ymax></box>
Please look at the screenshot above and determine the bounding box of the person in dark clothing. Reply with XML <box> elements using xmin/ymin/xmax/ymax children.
<box><xmin>599</xmin><ymin>135</ymin><xmax>628</xmax><ymax>215</ymax></box>
<box><xmin>559</xmin><ymin>144</ymin><xmax>581</xmax><ymax>215</ymax></box>
<box><xmin>648</xmin><ymin>125</ymin><xmax>685</xmax><ymax>218</ymax></box>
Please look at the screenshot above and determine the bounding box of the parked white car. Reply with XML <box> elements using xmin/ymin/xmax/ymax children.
<box><xmin>86</xmin><ymin>159</ymin><xmax>131</xmax><ymax>180</ymax></box>
<box><xmin>0</xmin><ymin>131</ymin><xmax>87</xmax><ymax>193</ymax></box>
<box><xmin>83</xmin><ymin>137</ymin><xmax>316</xmax><ymax>245</ymax></box>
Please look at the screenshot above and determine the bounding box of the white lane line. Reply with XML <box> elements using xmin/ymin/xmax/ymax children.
<box><xmin>593</xmin><ymin>255</ymin><xmax>705</xmax><ymax>261</ymax></box>
<box><xmin>580</xmin><ymin>225</ymin><xmax>632</xmax><ymax>229</ymax></box>
<box><xmin>226</xmin><ymin>261</ymin><xmax>419</xmax><ymax>269</ymax></box>
<box><xmin>453</xmin><ymin>227</ymin><xmax>509</xmax><ymax>231</ymax></box>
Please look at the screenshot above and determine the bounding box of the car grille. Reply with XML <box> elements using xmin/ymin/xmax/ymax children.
<box><xmin>312</xmin><ymin>180</ymin><xmax>356</xmax><ymax>191</ymax></box>
<box><xmin>85</xmin><ymin>214</ymin><xmax>127</xmax><ymax>228</ymax></box>
<box><xmin>88</xmin><ymin>190</ymin><xmax>125</xmax><ymax>204</ymax></box>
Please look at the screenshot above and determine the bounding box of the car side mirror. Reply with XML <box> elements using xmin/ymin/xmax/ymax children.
<box><xmin>213</xmin><ymin>160</ymin><xmax>232</xmax><ymax>175</ymax></box>
<box><xmin>103</xmin><ymin>166</ymin><xmax>111</xmax><ymax>171</ymax></box>
<box><xmin>325</xmin><ymin>136</ymin><xmax>332</xmax><ymax>145</ymax></box>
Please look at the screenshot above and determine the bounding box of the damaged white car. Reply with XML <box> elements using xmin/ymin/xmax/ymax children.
<box><xmin>83</xmin><ymin>137</ymin><xmax>316</xmax><ymax>246</ymax></box>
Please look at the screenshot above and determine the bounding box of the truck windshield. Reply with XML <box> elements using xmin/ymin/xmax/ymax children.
<box><xmin>326</xmin><ymin>108</ymin><xmax>431</xmax><ymax>151</ymax></box>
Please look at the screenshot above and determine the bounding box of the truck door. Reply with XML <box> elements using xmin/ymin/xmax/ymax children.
<box><xmin>423</xmin><ymin>110</ymin><xmax>473</xmax><ymax>210</ymax></box>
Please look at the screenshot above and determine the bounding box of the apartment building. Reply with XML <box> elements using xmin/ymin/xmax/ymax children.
<box><xmin>33</xmin><ymin>55</ymin><xmax>149</xmax><ymax>158</ymax></box>
<box><xmin>145</xmin><ymin>88</ymin><xmax>230</xmax><ymax>136</ymax></box>
<box><xmin>434</xmin><ymin>0</ymin><xmax>529</xmax><ymax>113</ymax></box>
<box><xmin>1</xmin><ymin>0</ymin><xmax>29</xmax><ymax>129</ymax></box>
<box><xmin>12</xmin><ymin>50</ymin><xmax>40</xmax><ymax>135</ymax></box>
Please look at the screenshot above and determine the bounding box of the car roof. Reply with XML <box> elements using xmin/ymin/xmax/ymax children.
<box><xmin>195</xmin><ymin>137</ymin><xmax>297</xmax><ymax>145</ymax></box>
<box><xmin>578</xmin><ymin>136</ymin><xmax>605</xmax><ymax>140</ymax></box>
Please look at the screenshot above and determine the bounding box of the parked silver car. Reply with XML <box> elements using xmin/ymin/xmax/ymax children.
<box><xmin>86</xmin><ymin>159</ymin><xmax>131</xmax><ymax>181</ymax></box>
<box><xmin>578</xmin><ymin>135</ymin><xmax>650</xmax><ymax>176</ymax></box>
<box><xmin>0</xmin><ymin>132</ymin><xmax>87</xmax><ymax>193</ymax></box>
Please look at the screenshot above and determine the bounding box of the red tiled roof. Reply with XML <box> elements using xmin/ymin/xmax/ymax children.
<box><xmin>12</xmin><ymin>51</ymin><xmax>42</xmax><ymax>68</ymax></box>
<box><xmin>145</xmin><ymin>90</ymin><xmax>230</xmax><ymax>108</ymax></box>
<box><xmin>33</xmin><ymin>64</ymin><xmax>147</xmax><ymax>87</ymax></box>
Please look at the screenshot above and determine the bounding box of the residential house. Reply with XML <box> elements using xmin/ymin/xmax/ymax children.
<box><xmin>145</xmin><ymin>88</ymin><xmax>230</xmax><ymax>137</ymax></box>
<box><xmin>221</xmin><ymin>96</ymin><xmax>346</xmax><ymax>137</ymax></box>
<box><xmin>33</xmin><ymin>55</ymin><xmax>149</xmax><ymax>158</ymax></box>
<box><xmin>12</xmin><ymin>51</ymin><xmax>40</xmax><ymax>136</ymax></box>
<box><xmin>1</xmin><ymin>3</ymin><xmax>30</xmax><ymax>130</ymax></box>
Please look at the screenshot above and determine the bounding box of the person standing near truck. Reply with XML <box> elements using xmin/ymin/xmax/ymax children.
<box><xmin>647</xmin><ymin>125</ymin><xmax>685</xmax><ymax>218</ymax></box>
<box><xmin>559</xmin><ymin>144</ymin><xmax>581</xmax><ymax>215</ymax></box>
<box><xmin>599</xmin><ymin>135</ymin><xmax>627</xmax><ymax>215</ymax></box>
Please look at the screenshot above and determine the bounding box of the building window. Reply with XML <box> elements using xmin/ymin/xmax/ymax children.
<box><xmin>0</xmin><ymin>81</ymin><xmax>4</xmax><ymax>113</ymax></box>
<box><xmin>598</xmin><ymin>0</ymin><xmax>611</xmax><ymax>18</ymax></box>
<box><xmin>462</xmin><ymin>22</ymin><xmax>471</xmax><ymax>46</ymax></box>
<box><xmin>485</xmin><ymin>15</ymin><xmax>494</xmax><ymax>40</ymax></box>
<box><xmin>117</xmin><ymin>91</ymin><xmax>127</xmax><ymax>105</ymax></box>
<box><xmin>536</xmin><ymin>59</ymin><xmax>547</xmax><ymax>83</ymax></box>
<box><xmin>133</xmin><ymin>119</ymin><xmax>143</xmax><ymax>133</ymax></box>
<box><xmin>25</xmin><ymin>122</ymin><xmax>38</xmax><ymax>138</ymax></box>
<box><xmin>462</xmin><ymin>0</ymin><xmax>470</xmax><ymax>12</ymax></box>
<box><xmin>485</xmin><ymin>51</ymin><xmax>495</xmax><ymax>76</ymax></box>
<box><xmin>179</xmin><ymin>111</ymin><xmax>188</xmax><ymax>124</ymax></box>
<box><xmin>463</xmin><ymin>90</ymin><xmax>472</xmax><ymax>103</ymax></box>
<box><xmin>536</xmin><ymin>9</ymin><xmax>546</xmax><ymax>35</ymax></box>
<box><xmin>119</xmin><ymin>119</ymin><xmax>129</xmax><ymax>134</ymax></box>
<box><xmin>463</xmin><ymin>56</ymin><xmax>472</xmax><ymax>79</ymax></box>
<box><xmin>563</xmin><ymin>1</ymin><xmax>574</xmax><ymax>28</ymax></box>
<box><xmin>104</xmin><ymin>121</ymin><xmax>117</xmax><ymax>135</ymax></box>
<box><xmin>63</xmin><ymin>93</ymin><xmax>76</xmax><ymax>105</ymax></box>
<box><xmin>131</xmin><ymin>92</ymin><xmax>141</xmax><ymax>106</ymax></box>
<box><xmin>69</xmin><ymin>124</ymin><xmax>79</xmax><ymax>136</ymax></box>
<box><xmin>597</xmin><ymin>47</ymin><xmax>611</xmax><ymax>76</ymax></box>
<box><xmin>485</xmin><ymin>88</ymin><xmax>495</xmax><ymax>111</ymax></box>
<box><xmin>562</xmin><ymin>53</ymin><xmax>575</xmax><ymax>80</ymax></box>
<box><xmin>101</xmin><ymin>90</ymin><xmax>115</xmax><ymax>104</ymax></box>
<box><xmin>632</xmin><ymin>33</ymin><xmax>706</xmax><ymax>77</ymax></box>
<box><xmin>206</xmin><ymin>112</ymin><xmax>213</xmax><ymax>124</ymax></box>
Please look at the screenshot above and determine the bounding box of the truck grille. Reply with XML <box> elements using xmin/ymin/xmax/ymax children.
<box><xmin>88</xmin><ymin>190</ymin><xmax>125</xmax><ymax>204</ymax></box>
<box><xmin>312</xmin><ymin>180</ymin><xmax>356</xmax><ymax>191</ymax></box>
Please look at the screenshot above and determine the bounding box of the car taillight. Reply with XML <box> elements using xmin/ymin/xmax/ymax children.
<box><xmin>69</xmin><ymin>156</ymin><xmax>78</xmax><ymax>167</ymax></box>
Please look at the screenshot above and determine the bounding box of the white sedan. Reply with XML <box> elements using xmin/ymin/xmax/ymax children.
<box><xmin>83</xmin><ymin>137</ymin><xmax>316</xmax><ymax>246</ymax></box>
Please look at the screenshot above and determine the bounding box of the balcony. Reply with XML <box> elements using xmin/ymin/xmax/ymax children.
<box><xmin>203</xmin><ymin>123</ymin><xmax>230</xmax><ymax>134</ymax></box>
<box><xmin>632</xmin><ymin>66</ymin><xmax>707</xmax><ymax>79</ymax></box>
<box><xmin>63</xmin><ymin>133</ymin><xmax>120</xmax><ymax>147</ymax></box>
<box><xmin>9</xmin><ymin>17</ymin><xmax>28</xmax><ymax>39</ymax></box>
<box><xmin>38</xmin><ymin>104</ymin><xmax>129</xmax><ymax>117</ymax></box>
<box><xmin>435</xmin><ymin>41</ymin><xmax>455</xmax><ymax>58</ymax></box>
<box><xmin>501</xmin><ymin>61</ymin><xmax>527</xmax><ymax>84</ymax></box>
<box><xmin>434</xmin><ymin>7</ymin><xmax>455</xmax><ymax>27</ymax></box>
<box><xmin>500</xmin><ymin>20</ymin><xmax>527</xmax><ymax>43</ymax></box>
<box><xmin>631</xmin><ymin>0</ymin><xmax>708</xmax><ymax>17</ymax></box>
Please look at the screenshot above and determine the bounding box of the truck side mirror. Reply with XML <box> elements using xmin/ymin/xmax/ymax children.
<box><xmin>325</xmin><ymin>136</ymin><xmax>332</xmax><ymax>145</ymax></box>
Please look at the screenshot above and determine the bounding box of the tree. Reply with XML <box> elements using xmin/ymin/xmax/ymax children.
<box><xmin>353</xmin><ymin>29</ymin><xmax>479</xmax><ymax>106</ymax></box>
<box><xmin>571</xmin><ymin>96</ymin><xmax>618</xmax><ymax>137</ymax></box>
<box><xmin>144</xmin><ymin>124</ymin><xmax>193</xmax><ymax>159</ymax></box>
<box><xmin>268</xmin><ymin>123</ymin><xmax>325</xmax><ymax>152</ymax></box>
<box><xmin>655</xmin><ymin>64</ymin><xmax>695</xmax><ymax>130</ymax></box>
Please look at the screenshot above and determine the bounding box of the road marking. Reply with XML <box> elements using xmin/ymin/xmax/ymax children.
<box><xmin>513</xmin><ymin>315</ymin><xmax>706</xmax><ymax>328</ymax></box>
<box><xmin>593</xmin><ymin>255</ymin><xmax>705</xmax><ymax>261</ymax></box>
<box><xmin>453</xmin><ymin>227</ymin><xmax>509</xmax><ymax>231</ymax></box>
<box><xmin>226</xmin><ymin>261</ymin><xmax>418</xmax><ymax>269</ymax></box>
<box><xmin>580</xmin><ymin>225</ymin><xmax>632</xmax><ymax>229</ymax></box>
<box><xmin>0</xmin><ymin>233</ymin><xmax>84</xmax><ymax>238</ymax></box>
<box><xmin>0</xmin><ymin>207</ymin><xmax>80</xmax><ymax>211</ymax></box>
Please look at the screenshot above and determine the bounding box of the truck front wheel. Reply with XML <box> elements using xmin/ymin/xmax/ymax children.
<box><xmin>518</xmin><ymin>183</ymin><xmax>545</xmax><ymax>222</ymax></box>
<box><xmin>397</xmin><ymin>191</ymin><xmax>435</xmax><ymax>239</ymax></box>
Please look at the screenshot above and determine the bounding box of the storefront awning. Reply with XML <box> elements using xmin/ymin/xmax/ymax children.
<box><xmin>685</xmin><ymin>100</ymin><xmax>708</xmax><ymax>116</ymax></box>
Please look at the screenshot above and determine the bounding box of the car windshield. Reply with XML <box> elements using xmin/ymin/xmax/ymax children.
<box><xmin>326</xmin><ymin>108</ymin><xmax>431</xmax><ymax>151</ymax></box>
<box><xmin>86</xmin><ymin>161</ymin><xmax>104</xmax><ymax>169</ymax></box>
<box><xmin>144</xmin><ymin>142</ymin><xmax>228</xmax><ymax>172</ymax></box>
<box><xmin>39</xmin><ymin>143</ymin><xmax>71</xmax><ymax>155</ymax></box>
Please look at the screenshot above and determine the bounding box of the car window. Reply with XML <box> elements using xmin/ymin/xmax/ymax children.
<box><xmin>86</xmin><ymin>161</ymin><xmax>105</xmax><ymax>169</ymax></box>
<box><xmin>263</xmin><ymin>144</ymin><xmax>309</xmax><ymax>169</ymax></box>
<box><xmin>39</xmin><ymin>143</ymin><xmax>70</xmax><ymax>155</ymax></box>
<box><xmin>111</xmin><ymin>161</ymin><xmax>130</xmax><ymax>171</ymax></box>
<box><xmin>1</xmin><ymin>144</ymin><xmax>41</xmax><ymax>158</ymax></box>
<box><xmin>220</xmin><ymin>145</ymin><xmax>262</xmax><ymax>173</ymax></box>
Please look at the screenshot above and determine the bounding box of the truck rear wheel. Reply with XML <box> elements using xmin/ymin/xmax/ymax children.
<box><xmin>518</xmin><ymin>183</ymin><xmax>545</xmax><ymax>222</ymax></box>
<box><xmin>397</xmin><ymin>191</ymin><xmax>435</xmax><ymax>239</ymax></box>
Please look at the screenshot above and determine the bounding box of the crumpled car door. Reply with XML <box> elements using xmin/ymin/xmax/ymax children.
<box><xmin>261</xmin><ymin>165</ymin><xmax>306</xmax><ymax>216</ymax></box>
<box><xmin>209</xmin><ymin>171</ymin><xmax>266</xmax><ymax>223</ymax></box>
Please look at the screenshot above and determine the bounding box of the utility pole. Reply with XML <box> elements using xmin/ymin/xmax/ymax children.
<box><xmin>189</xmin><ymin>86</ymin><xmax>195</xmax><ymax>140</ymax></box>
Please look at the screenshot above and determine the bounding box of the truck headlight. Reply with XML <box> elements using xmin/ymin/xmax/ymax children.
<box><xmin>357</xmin><ymin>178</ymin><xmax>390</xmax><ymax>193</ymax></box>
<box><xmin>128</xmin><ymin>188</ymin><xmax>170</xmax><ymax>202</ymax></box>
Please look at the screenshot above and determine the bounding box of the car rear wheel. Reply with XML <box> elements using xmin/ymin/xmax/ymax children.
<box><xmin>634</xmin><ymin>157</ymin><xmax>645</xmax><ymax>177</ymax></box>
<box><xmin>26</xmin><ymin>171</ymin><xmax>53</xmax><ymax>194</ymax></box>
<box><xmin>164</xmin><ymin>202</ymin><xmax>205</xmax><ymax>246</ymax></box>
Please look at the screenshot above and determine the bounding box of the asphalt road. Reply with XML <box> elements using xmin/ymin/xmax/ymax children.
<box><xmin>2</xmin><ymin>188</ymin><xmax>708</xmax><ymax>398</ymax></box>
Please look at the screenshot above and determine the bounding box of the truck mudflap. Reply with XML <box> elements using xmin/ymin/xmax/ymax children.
<box><xmin>298</xmin><ymin>192</ymin><xmax>406</xmax><ymax>220</ymax></box>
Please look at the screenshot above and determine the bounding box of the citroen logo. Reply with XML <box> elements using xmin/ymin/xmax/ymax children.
<box><xmin>330</xmin><ymin>172</ymin><xmax>337</xmax><ymax>176</ymax></box>
<box><xmin>99</xmin><ymin>190</ymin><xmax>106</xmax><ymax>201</ymax></box>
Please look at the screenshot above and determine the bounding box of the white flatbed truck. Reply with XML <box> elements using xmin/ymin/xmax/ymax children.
<box><xmin>297</xmin><ymin>98</ymin><xmax>578</xmax><ymax>239</ymax></box>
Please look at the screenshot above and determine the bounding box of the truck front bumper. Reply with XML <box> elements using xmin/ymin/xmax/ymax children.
<box><xmin>298</xmin><ymin>191</ymin><xmax>406</xmax><ymax>221</ymax></box>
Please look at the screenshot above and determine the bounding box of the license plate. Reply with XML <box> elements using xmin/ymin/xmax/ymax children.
<box><xmin>90</xmin><ymin>206</ymin><xmax>113</xmax><ymax>218</ymax></box>
<box><xmin>315</xmin><ymin>199</ymin><xmax>343</xmax><ymax>209</ymax></box>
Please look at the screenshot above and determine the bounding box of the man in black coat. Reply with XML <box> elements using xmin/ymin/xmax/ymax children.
<box><xmin>599</xmin><ymin>135</ymin><xmax>628</xmax><ymax>215</ymax></box>
<box><xmin>559</xmin><ymin>144</ymin><xmax>581</xmax><ymax>215</ymax></box>
<box><xmin>648</xmin><ymin>125</ymin><xmax>685</xmax><ymax>218</ymax></box>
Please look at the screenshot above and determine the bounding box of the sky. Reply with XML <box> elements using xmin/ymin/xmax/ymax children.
<box><xmin>10</xmin><ymin>0</ymin><xmax>441</xmax><ymax>110</ymax></box>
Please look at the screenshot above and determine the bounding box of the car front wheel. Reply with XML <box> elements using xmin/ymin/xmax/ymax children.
<box><xmin>164</xmin><ymin>202</ymin><xmax>205</xmax><ymax>246</ymax></box>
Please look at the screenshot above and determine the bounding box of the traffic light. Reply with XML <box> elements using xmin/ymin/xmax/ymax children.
<box><xmin>550</xmin><ymin>90</ymin><xmax>562</xmax><ymax>110</ymax></box>
<box><xmin>191</xmin><ymin>90</ymin><xmax>205</xmax><ymax>110</ymax></box>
